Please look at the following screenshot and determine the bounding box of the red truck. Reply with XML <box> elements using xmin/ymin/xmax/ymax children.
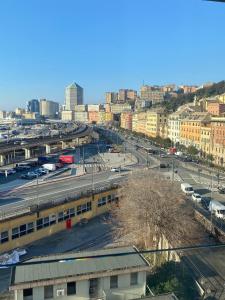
<box><xmin>168</xmin><ymin>147</ymin><xmax>177</xmax><ymax>155</ymax></box>
<box><xmin>59</xmin><ymin>155</ymin><xmax>75</xmax><ymax>164</ymax></box>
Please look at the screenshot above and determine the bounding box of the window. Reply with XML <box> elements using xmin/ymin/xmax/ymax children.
<box><xmin>98</xmin><ymin>197</ymin><xmax>107</xmax><ymax>207</ymax></box>
<box><xmin>67</xmin><ymin>282</ymin><xmax>76</xmax><ymax>295</ymax></box>
<box><xmin>23</xmin><ymin>288</ymin><xmax>33</xmax><ymax>298</ymax></box>
<box><xmin>107</xmin><ymin>195</ymin><xmax>112</xmax><ymax>203</ymax></box>
<box><xmin>27</xmin><ymin>222</ymin><xmax>34</xmax><ymax>234</ymax></box>
<box><xmin>49</xmin><ymin>214</ymin><xmax>56</xmax><ymax>225</ymax></box>
<box><xmin>20</xmin><ymin>224</ymin><xmax>27</xmax><ymax>236</ymax></box>
<box><xmin>0</xmin><ymin>231</ymin><xmax>8</xmax><ymax>244</ymax></box>
<box><xmin>110</xmin><ymin>275</ymin><xmax>118</xmax><ymax>289</ymax></box>
<box><xmin>43</xmin><ymin>216</ymin><xmax>50</xmax><ymax>227</ymax></box>
<box><xmin>130</xmin><ymin>272</ymin><xmax>138</xmax><ymax>285</ymax></box>
<box><xmin>58</xmin><ymin>211</ymin><xmax>64</xmax><ymax>222</ymax></box>
<box><xmin>12</xmin><ymin>227</ymin><xmax>19</xmax><ymax>239</ymax></box>
<box><xmin>36</xmin><ymin>218</ymin><xmax>43</xmax><ymax>230</ymax></box>
<box><xmin>69</xmin><ymin>208</ymin><xmax>75</xmax><ymax>218</ymax></box>
<box><xmin>44</xmin><ymin>285</ymin><xmax>53</xmax><ymax>299</ymax></box>
<box><xmin>77</xmin><ymin>202</ymin><xmax>92</xmax><ymax>215</ymax></box>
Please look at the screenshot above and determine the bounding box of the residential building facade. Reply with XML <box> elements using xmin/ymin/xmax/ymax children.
<box><xmin>207</xmin><ymin>102</ymin><xmax>225</xmax><ymax>116</ymax></box>
<box><xmin>121</xmin><ymin>112</ymin><xmax>133</xmax><ymax>131</ymax></box>
<box><xmin>145</xmin><ymin>110</ymin><xmax>167</xmax><ymax>138</ymax></box>
<box><xmin>180</xmin><ymin>113</ymin><xmax>211</xmax><ymax>148</ymax></box>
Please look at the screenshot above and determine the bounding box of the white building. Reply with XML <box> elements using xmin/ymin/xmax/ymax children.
<box><xmin>61</xmin><ymin>110</ymin><xmax>75</xmax><ymax>121</ymax></box>
<box><xmin>65</xmin><ymin>83</ymin><xmax>83</xmax><ymax>111</ymax></box>
<box><xmin>10</xmin><ymin>246</ymin><xmax>150</xmax><ymax>300</ymax></box>
<box><xmin>168</xmin><ymin>106</ymin><xmax>193</xmax><ymax>145</ymax></box>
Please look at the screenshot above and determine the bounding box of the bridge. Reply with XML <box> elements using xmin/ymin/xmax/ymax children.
<box><xmin>0</xmin><ymin>125</ymin><xmax>94</xmax><ymax>166</ymax></box>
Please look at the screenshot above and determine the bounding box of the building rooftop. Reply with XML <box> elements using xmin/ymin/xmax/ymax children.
<box><xmin>67</xmin><ymin>82</ymin><xmax>82</xmax><ymax>89</ymax></box>
<box><xmin>10</xmin><ymin>246</ymin><xmax>150</xmax><ymax>289</ymax></box>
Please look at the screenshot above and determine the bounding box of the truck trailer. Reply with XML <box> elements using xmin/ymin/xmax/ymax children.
<box><xmin>209</xmin><ymin>200</ymin><xmax>225</xmax><ymax>220</ymax></box>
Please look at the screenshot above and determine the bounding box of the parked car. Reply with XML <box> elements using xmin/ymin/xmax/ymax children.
<box><xmin>21</xmin><ymin>172</ymin><xmax>37</xmax><ymax>180</ymax></box>
<box><xmin>191</xmin><ymin>193</ymin><xmax>202</xmax><ymax>203</ymax></box>
<box><xmin>201</xmin><ymin>197</ymin><xmax>210</xmax><ymax>211</ymax></box>
<box><xmin>110</xmin><ymin>168</ymin><xmax>120</xmax><ymax>172</ymax></box>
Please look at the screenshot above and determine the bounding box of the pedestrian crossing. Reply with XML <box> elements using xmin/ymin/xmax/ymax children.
<box><xmin>84</xmin><ymin>163</ymin><xmax>108</xmax><ymax>171</ymax></box>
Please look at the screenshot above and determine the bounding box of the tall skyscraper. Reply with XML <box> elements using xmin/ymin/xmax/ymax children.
<box><xmin>65</xmin><ymin>82</ymin><xmax>83</xmax><ymax>110</ymax></box>
<box><xmin>27</xmin><ymin>99</ymin><xmax>40</xmax><ymax>113</ymax></box>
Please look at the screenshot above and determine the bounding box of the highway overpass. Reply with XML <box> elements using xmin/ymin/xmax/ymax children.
<box><xmin>0</xmin><ymin>125</ymin><xmax>94</xmax><ymax>166</ymax></box>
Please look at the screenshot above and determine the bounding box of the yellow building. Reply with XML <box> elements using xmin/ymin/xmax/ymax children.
<box><xmin>145</xmin><ymin>109</ymin><xmax>167</xmax><ymax>138</ymax></box>
<box><xmin>200</xmin><ymin>124</ymin><xmax>211</xmax><ymax>157</ymax></box>
<box><xmin>132</xmin><ymin>113</ymin><xmax>138</xmax><ymax>133</ymax></box>
<box><xmin>0</xmin><ymin>188</ymin><xmax>118</xmax><ymax>254</ymax></box>
<box><xmin>180</xmin><ymin>113</ymin><xmax>211</xmax><ymax>149</ymax></box>
<box><xmin>105</xmin><ymin>112</ymin><xmax>114</xmax><ymax>122</ymax></box>
<box><xmin>218</xmin><ymin>93</ymin><xmax>225</xmax><ymax>104</ymax></box>
<box><xmin>98</xmin><ymin>111</ymin><xmax>106</xmax><ymax>124</ymax></box>
<box><xmin>22</xmin><ymin>112</ymin><xmax>37</xmax><ymax>119</ymax></box>
<box><xmin>131</xmin><ymin>112</ymin><xmax>146</xmax><ymax>135</ymax></box>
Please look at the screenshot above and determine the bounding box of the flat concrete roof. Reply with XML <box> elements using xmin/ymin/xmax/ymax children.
<box><xmin>11</xmin><ymin>246</ymin><xmax>149</xmax><ymax>288</ymax></box>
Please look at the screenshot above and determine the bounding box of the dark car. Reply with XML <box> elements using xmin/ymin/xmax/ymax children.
<box><xmin>201</xmin><ymin>197</ymin><xmax>210</xmax><ymax>210</ymax></box>
<box><xmin>159</xmin><ymin>163</ymin><xmax>167</xmax><ymax>168</ymax></box>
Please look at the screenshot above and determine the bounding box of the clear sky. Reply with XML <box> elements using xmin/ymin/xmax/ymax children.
<box><xmin>0</xmin><ymin>0</ymin><xmax>225</xmax><ymax>110</ymax></box>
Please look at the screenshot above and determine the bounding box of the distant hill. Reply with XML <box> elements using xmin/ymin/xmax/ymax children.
<box><xmin>163</xmin><ymin>80</ymin><xmax>225</xmax><ymax>112</ymax></box>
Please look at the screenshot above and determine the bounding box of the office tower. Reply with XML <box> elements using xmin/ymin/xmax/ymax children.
<box><xmin>27</xmin><ymin>99</ymin><xmax>40</xmax><ymax>113</ymax></box>
<box><xmin>40</xmin><ymin>99</ymin><xmax>59</xmax><ymax>118</ymax></box>
<box><xmin>65</xmin><ymin>82</ymin><xmax>83</xmax><ymax>110</ymax></box>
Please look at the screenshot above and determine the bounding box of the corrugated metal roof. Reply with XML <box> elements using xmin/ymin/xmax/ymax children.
<box><xmin>13</xmin><ymin>247</ymin><xmax>149</xmax><ymax>285</ymax></box>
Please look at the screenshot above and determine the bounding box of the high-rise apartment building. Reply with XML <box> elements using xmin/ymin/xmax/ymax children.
<box><xmin>27</xmin><ymin>99</ymin><xmax>40</xmax><ymax>113</ymax></box>
<box><xmin>40</xmin><ymin>99</ymin><xmax>59</xmax><ymax>118</ymax></box>
<box><xmin>65</xmin><ymin>82</ymin><xmax>83</xmax><ymax>110</ymax></box>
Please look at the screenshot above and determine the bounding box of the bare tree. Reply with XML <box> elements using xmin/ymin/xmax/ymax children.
<box><xmin>112</xmin><ymin>170</ymin><xmax>203</xmax><ymax>249</ymax></box>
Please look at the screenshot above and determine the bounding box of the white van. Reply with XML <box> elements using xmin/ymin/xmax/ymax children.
<box><xmin>181</xmin><ymin>183</ymin><xmax>194</xmax><ymax>195</ymax></box>
<box><xmin>209</xmin><ymin>200</ymin><xmax>225</xmax><ymax>220</ymax></box>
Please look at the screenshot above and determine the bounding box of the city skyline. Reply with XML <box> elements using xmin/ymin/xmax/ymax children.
<box><xmin>1</xmin><ymin>0</ymin><xmax>225</xmax><ymax>110</ymax></box>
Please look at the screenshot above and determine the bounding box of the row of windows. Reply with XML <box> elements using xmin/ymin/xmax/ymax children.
<box><xmin>23</xmin><ymin>273</ymin><xmax>138</xmax><ymax>299</ymax></box>
<box><xmin>2</xmin><ymin>201</ymin><xmax>93</xmax><ymax>243</ymax></box>
<box><xmin>24</xmin><ymin>282</ymin><xmax>76</xmax><ymax>300</ymax></box>
<box><xmin>1</xmin><ymin>196</ymin><xmax>118</xmax><ymax>244</ymax></box>
<box><xmin>97</xmin><ymin>194</ymin><xmax>117</xmax><ymax>207</ymax></box>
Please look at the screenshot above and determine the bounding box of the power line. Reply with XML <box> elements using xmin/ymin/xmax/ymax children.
<box><xmin>4</xmin><ymin>242</ymin><xmax>225</xmax><ymax>268</ymax></box>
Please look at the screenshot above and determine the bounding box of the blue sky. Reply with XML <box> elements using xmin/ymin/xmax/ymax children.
<box><xmin>0</xmin><ymin>0</ymin><xmax>225</xmax><ymax>110</ymax></box>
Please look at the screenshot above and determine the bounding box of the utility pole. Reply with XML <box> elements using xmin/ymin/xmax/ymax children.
<box><xmin>36</xmin><ymin>174</ymin><xmax>39</xmax><ymax>205</ymax></box>
<box><xmin>92</xmin><ymin>158</ymin><xmax>95</xmax><ymax>192</ymax></box>
<box><xmin>172</xmin><ymin>158</ymin><xmax>175</xmax><ymax>182</ymax></box>
<box><xmin>82</xmin><ymin>146</ymin><xmax>85</xmax><ymax>172</ymax></box>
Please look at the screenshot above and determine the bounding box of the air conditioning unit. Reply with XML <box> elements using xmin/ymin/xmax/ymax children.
<box><xmin>56</xmin><ymin>289</ymin><xmax>65</xmax><ymax>296</ymax></box>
